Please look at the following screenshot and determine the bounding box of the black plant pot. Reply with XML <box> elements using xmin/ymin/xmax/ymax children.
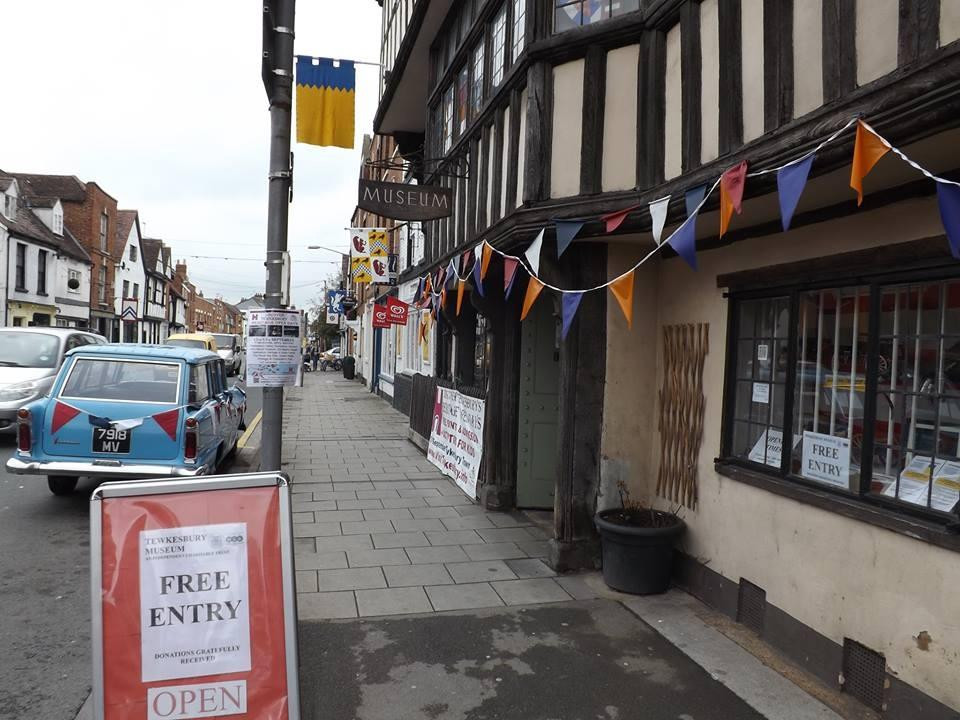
<box><xmin>595</xmin><ymin>509</ymin><xmax>686</xmax><ymax>595</ymax></box>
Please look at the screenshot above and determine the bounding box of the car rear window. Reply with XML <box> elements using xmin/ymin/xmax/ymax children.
<box><xmin>212</xmin><ymin>334</ymin><xmax>234</xmax><ymax>348</ymax></box>
<box><xmin>61</xmin><ymin>359</ymin><xmax>181</xmax><ymax>404</ymax></box>
<box><xmin>167</xmin><ymin>339</ymin><xmax>207</xmax><ymax>349</ymax></box>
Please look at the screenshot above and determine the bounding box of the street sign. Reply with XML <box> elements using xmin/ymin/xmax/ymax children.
<box><xmin>357</xmin><ymin>179</ymin><xmax>452</xmax><ymax>220</ymax></box>
<box><xmin>90</xmin><ymin>472</ymin><xmax>300</xmax><ymax>720</ymax></box>
<box><xmin>340</xmin><ymin>295</ymin><xmax>358</xmax><ymax>311</ymax></box>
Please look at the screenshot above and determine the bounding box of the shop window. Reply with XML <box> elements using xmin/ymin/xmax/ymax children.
<box><xmin>471</xmin><ymin>41</ymin><xmax>485</xmax><ymax>116</ymax></box>
<box><xmin>723</xmin><ymin>278</ymin><xmax>960</xmax><ymax>521</ymax></box>
<box><xmin>554</xmin><ymin>0</ymin><xmax>640</xmax><ymax>32</ymax></box>
<box><xmin>442</xmin><ymin>86</ymin><xmax>454</xmax><ymax>152</ymax></box>
<box><xmin>457</xmin><ymin>65</ymin><xmax>470</xmax><ymax>135</ymax></box>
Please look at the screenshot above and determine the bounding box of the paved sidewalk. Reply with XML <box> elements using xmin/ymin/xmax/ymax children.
<box><xmin>284</xmin><ymin>374</ymin><xmax>568</xmax><ymax>619</ymax></box>
<box><xmin>288</xmin><ymin>373</ymin><xmax>841</xmax><ymax>720</ymax></box>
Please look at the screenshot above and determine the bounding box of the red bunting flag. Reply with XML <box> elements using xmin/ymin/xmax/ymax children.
<box><xmin>601</xmin><ymin>204</ymin><xmax>641</xmax><ymax>233</ymax></box>
<box><xmin>151</xmin><ymin>409</ymin><xmax>180</xmax><ymax>441</ymax></box>
<box><xmin>51</xmin><ymin>401</ymin><xmax>81</xmax><ymax>434</ymax></box>
<box><xmin>719</xmin><ymin>161</ymin><xmax>748</xmax><ymax>237</ymax></box>
<box><xmin>503</xmin><ymin>257</ymin><xmax>520</xmax><ymax>296</ymax></box>
<box><xmin>850</xmin><ymin>120</ymin><xmax>890</xmax><ymax>206</ymax></box>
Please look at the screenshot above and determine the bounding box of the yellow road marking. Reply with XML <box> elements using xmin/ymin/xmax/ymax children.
<box><xmin>237</xmin><ymin>410</ymin><xmax>262</xmax><ymax>449</ymax></box>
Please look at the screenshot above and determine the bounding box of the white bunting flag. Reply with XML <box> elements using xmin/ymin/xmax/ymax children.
<box><xmin>112</xmin><ymin>417</ymin><xmax>145</xmax><ymax>431</ymax></box>
<box><xmin>650</xmin><ymin>196</ymin><xmax>671</xmax><ymax>246</ymax></box>
<box><xmin>524</xmin><ymin>229</ymin><xmax>545</xmax><ymax>276</ymax></box>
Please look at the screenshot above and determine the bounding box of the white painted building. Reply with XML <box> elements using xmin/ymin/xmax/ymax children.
<box><xmin>141</xmin><ymin>237</ymin><xmax>167</xmax><ymax>343</ymax></box>
<box><xmin>113</xmin><ymin>210</ymin><xmax>146</xmax><ymax>342</ymax></box>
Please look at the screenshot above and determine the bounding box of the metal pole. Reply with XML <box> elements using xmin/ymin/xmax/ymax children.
<box><xmin>262</xmin><ymin>0</ymin><xmax>295</xmax><ymax>472</ymax></box>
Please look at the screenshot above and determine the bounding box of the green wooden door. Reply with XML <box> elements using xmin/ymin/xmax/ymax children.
<box><xmin>516</xmin><ymin>299</ymin><xmax>560</xmax><ymax>508</ymax></box>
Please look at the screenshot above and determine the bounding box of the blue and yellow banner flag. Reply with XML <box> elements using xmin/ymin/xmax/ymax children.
<box><xmin>296</xmin><ymin>56</ymin><xmax>355</xmax><ymax>149</ymax></box>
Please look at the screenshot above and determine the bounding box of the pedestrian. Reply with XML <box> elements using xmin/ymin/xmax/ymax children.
<box><xmin>311</xmin><ymin>347</ymin><xmax>318</xmax><ymax>372</ymax></box>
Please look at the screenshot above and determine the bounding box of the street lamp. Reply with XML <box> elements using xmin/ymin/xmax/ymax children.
<box><xmin>307</xmin><ymin>245</ymin><xmax>348</xmax><ymax>257</ymax></box>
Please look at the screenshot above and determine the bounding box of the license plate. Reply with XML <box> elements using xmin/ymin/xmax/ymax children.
<box><xmin>92</xmin><ymin>427</ymin><xmax>131</xmax><ymax>454</ymax></box>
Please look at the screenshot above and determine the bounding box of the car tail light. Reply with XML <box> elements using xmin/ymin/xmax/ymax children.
<box><xmin>17</xmin><ymin>408</ymin><xmax>31</xmax><ymax>453</ymax></box>
<box><xmin>184</xmin><ymin>417</ymin><xmax>198</xmax><ymax>462</ymax></box>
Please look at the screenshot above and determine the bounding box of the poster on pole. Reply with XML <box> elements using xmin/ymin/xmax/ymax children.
<box><xmin>245</xmin><ymin>309</ymin><xmax>301</xmax><ymax>386</ymax></box>
<box><xmin>91</xmin><ymin>473</ymin><xmax>300</xmax><ymax>720</ymax></box>
<box><xmin>426</xmin><ymin>386</ymin><xmax>485</xmax><ymax>498</ymax></box>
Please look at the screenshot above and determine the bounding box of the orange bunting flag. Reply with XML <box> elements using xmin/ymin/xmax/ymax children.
<box><xmin>441</xmin><ymin>287</ymin><xmax>447</xmax><ymax>309</ymax></box>
<box><xmin>456</xmin><ymin>279</ymin><xmax>466</xmax><ymax>315</ymax></box>
<box><xmin>520</xmin><ymin>278</ymin><xmax>544</xmax><ymax>321</ymax></box>
<box><xmin>609</xmin><ymin>271</ymin><xmax>635</xmax><ymax>328</ymax></box>
<box><xmin>719</xmin><ymin>161</ymin><xmax>748</xmax><ymax>238</ymax></box>
<box><xmin>850</xmin><ymin>120</ymin><xmax>890</xmax><ymax>206</ymax></box>
<box><xmin>481</xmin><ymin>242</ymin><xmax>493</xmax><ymax>279</ymax></box>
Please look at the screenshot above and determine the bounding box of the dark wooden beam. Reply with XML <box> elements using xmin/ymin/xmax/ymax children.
<box><xmin>822</xmin><ymin>0</ymin><xmax>857</xmax><ymax>103</ymax></box>
<box><xmin>899</xmin><ymin>0</ymin><xmax>940</xmax><ymax>66</ymax></box>
<box><xmin>638</xmin><ymin>29</ymin><xmax>667</xmax><ymax>188</ymax></box>
<box><xmin>718</xmin><ymin>0</ymin><xmax>743</xmax><ymax>155</ymax></box>
<box><xmin>681</xmin><ymin>1</ymin><xmax>702</xmax><ymax>172</ymax></box>
<box><xmin>763</xmin><ymin>0</ymin><xmax>794</xmax><ymax>132</ymax></box>
<box><xmin>467</xmin><ymin>136</ymin><xmax>480</xmax><ymax>241</ymax></box>
<box><xmin>580</xmin><ymin>45</ymin><xmax>607</xmax><ymax>195</ymax></box>
<box><xmin>550</xmin><ymin>242</ymin><xmax>607</xmax><ymax>571</ymax></box>
<box><xmin>523</xmin><ymin>60</ymin><xmax>553</xmax><ymax>204</ymax></box>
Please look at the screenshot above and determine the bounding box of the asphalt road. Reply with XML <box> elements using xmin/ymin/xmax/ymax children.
<box><xmin>0</xmin><ymin>379</ymin><xmax>260</xmax><ymax>720</ymax></box>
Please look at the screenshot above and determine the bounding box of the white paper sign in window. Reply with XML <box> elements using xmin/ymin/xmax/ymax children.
<box><xmin>801</xmin><ymin>431</ymin><xmax>851</xmax><ymax>489</ymax></box>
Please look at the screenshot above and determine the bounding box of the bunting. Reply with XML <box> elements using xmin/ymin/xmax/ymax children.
<box><xmin>481</xmin><ymin>242</ymin><xmax>493</xmax><ymax>278</ymax></box>
<box><xmin>649</xmin><ymin>196</ymin><xmax>670</xmax><ymax>246</ymax></box>
<box><xmin>51</xmin><ymin>401</ymin><xmax>81</xmax><ymax>434</ymax></box>
<box><xmin>850</xmin><ymin>120</ymin><xmax>890</xmax><ymax>206</ymax></box>
<box><xmin>719</xmin><ymin>161</ymin><xmax>748</xmax><ymax>238</ymax></box>
<box><xmin>555</xmin><ymin>219</ymin><xmax>585</xmax><ymax>257</ymax></box>
<box><xmin>472</xmin><ymin>252</ymin><xmax>485</xmax><ymax>297</ymax></box>
<box><xmin>525</xmin><ymin>230</ymin><xmax>544</xmax><ymax>275</ymax></box>
<box><xmin>561</xmin><ymin>293</ymin><xmax>584</xmax><ymax>340</ymax></box>
<box><xmin>685</xmin><ymin>185</ymin><xmax>707</xmax><ymax>217</ymax></box>
<box><xmin>669</xmin><ymin>215</ymin><xmax>699</xmax><ymax>271</ymax></box>
<box><xmin>777</xmin><ymin>154</ymin><xmax>815</xmax><ymax>231</ymax></box>
<box><xmin>937</xmin><ymin>183</ymin><xmax>960</xmax><ymax>260</ymax></box>
<box><xmin>609</xmin><ymin>271</ymin><xmax>635</xmax><ymax>328</ymax></box>
<box><xmin>520</xmin><ymin>277</ymin><xmax>544</xmax><ymax>321</ymax></box>
<box><xmin>504</xmin><ymin>257</ymin><xmax>520</xmax><ymax>299</ymax></box>
<box><xmin>456</xmin><ymin>279</ymin><xmax>466</xmax><ymax>315</ymax></box>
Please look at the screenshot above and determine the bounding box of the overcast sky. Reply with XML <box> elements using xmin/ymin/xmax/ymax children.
<box><xmin>0</xmin><ymin>1</ymin><xmax>382</xmax><ymax>310</ymax></box>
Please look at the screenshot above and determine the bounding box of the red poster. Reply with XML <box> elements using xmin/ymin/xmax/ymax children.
<box><xmin>372</xmin><ymin>304</ymin><xmax>391</xmax><ymax>328</ymax></box>
<box><xmin>93</xmin><ymin>478</ymin><xmax>299</xmax><ymax>720</ymax></box>
<box><xmin>385</xmin><ymin>296</ymin><xmax>408</xmax><ymax>325</ymax></box>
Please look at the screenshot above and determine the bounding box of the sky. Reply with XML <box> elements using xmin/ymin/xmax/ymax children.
<box><xmin>0</xmin><ymin>1</ymin><xmax>383</xmax><ymax>311</ymax></box>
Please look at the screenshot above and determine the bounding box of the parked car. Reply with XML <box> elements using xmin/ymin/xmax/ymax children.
<box><xmin>165</xmin><ymin>332</ymin><xmax>219</xmax><ymax>352</ymax></box>
<box><xmin>6</xmin><ymin>344</ymin><xmax>246</xmax><ymax>495</ymax></box>
<box><xmin>211</xmin><ymin>333</ymin><xmax>244</xmax><ymax>376</ymax></box>
<box><xmin>0</xmin><ymin>328</ymin><xmax>106</xmax><ymax>434</ymax></box>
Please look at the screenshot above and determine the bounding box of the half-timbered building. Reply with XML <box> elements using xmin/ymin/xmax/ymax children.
<box><xmin>372</xmin><ymin>1</ymin><xmax>960</xmax><ymax>714</ymax></box>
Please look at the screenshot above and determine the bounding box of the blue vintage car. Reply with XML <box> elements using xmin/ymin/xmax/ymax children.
<box><xmin>5</xmin><ymin>344</ymin><xmax>246</xmax><ymax>495</ymax></box>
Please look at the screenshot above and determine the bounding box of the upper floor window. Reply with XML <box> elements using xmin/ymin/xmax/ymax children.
<box><xmin>4</xmin><ymin>193</ymin><xmax>16</xmax><ymax>220</ymax></box>
<box><xmin>512</xmin><ymin>0</ymin><xmax>526</xmax><ymax>61</ymax></box>
<box><xmin>37</xmin><ymin>250</ymin><xmax>47</xmax><ymax>294</ymax></box>
<box><xmin>130</xmin><ymin>244</ymin><xmax>138</xmax><ymax>262</ymax></box>
<box><xmin>15</xmin><ymin>243</ymin><xmax>26</xmax><ymax>290</ymax></box>
<box><xmin>98</xmin><ymin>265</ymin><xmax>106</xmax><ymax>303</ymax></box>
<box><xmin>442</xmin><ymin>85</ymin><xmax>455</xmax><ymax>152</ymax></box>
<box><xmin>554</xmin><ymin>0</ymin><xmax>640</xmax><ymax>32</ymax></box>
<box><xmin>471</xmin><ymin>41</ymin><xmax>485</xmax><ymax>115</ymax></box>
<box><xmin>133</xmin><ymin>282</ymin><xmax>139</xmax><ymax>299</ymax></box>
<box><xmin>491</xmin><ymin>5</ymin><xmax>507</xmax><ymax>87</ymax></box>
<box><xmin>99</xmin><ymin>212</ymin><xmax>108</xmax><ymax>252</ymax></box>
<box><xmin>52</xmin><ymin>211</ymin><xmax>63</xmax><ymax>235</ymax></box>
<box><xmin>122</xmin><ymin>280</ymin><xmax>130</xmax><ymax>299</ymax></box>
<box><xmin>457</xmin><ymin>66</ymin><xmax>470</xmax><ymax>135</ymax></box>
<box><xmin>723</xmin><ymin>277</ymin><xmax>960</xmax><ymax>523</ymax></box>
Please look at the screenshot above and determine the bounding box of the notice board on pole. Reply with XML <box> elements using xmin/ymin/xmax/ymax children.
<box><xmin>90</xmin><ymin>472</ymin><xmax>300</xmax><ymax>720</ymax></box>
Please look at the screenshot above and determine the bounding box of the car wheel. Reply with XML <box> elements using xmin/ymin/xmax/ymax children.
<box><xmin>48</xmin><ymin>476</ymin><xmax>79</xmax><ymax>496</ymax></box>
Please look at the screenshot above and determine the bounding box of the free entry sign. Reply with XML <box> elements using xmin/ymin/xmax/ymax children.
<box><xmin>90</xmin><ymin>473</ymin><xmax>300</xmax><ymax>720</ymax></box>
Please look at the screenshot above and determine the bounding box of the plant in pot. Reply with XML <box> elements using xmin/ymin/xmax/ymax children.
<box><xmin>594</xmin><ymin>481</ymin><xmax>685</xmax><ymax>595</ymax></box>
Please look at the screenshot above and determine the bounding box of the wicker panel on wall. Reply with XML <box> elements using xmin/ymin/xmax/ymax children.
<box><xmin>657</xmin><ymin>323</ymin><xmax>709</xmax><ymax>509</ymax></box>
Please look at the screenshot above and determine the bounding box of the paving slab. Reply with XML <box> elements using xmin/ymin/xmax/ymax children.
<box><xmin>491</xmin><ymin>578</ymin><xmax>572</xmax><ymax>605</ymax></box>
<box><xmin>371</xmin><ymin>531</ymin><xmax>430</xmax><ymax>549</ymax></box>
<box><xmin>299</xmin><ymin>599</ymin><xmax>766</xmax><ymax>720</ymax></box>
<box><xmin>346</xmin><ymin>549</ymin><xmax>411</xmax><ymax>568</ymax></box>
<box><xmin>445</xmin><ymin>560</ymin><xmax>517</xmax><ymax>584</ymax></box>
<box><xmin>355</xmin><ymin>587</ymin><xmax>433</xmax><ymax>617</ymax></box>
<box><xmin>383</xmin><ymin>564</ymin><xmax>454</xmax><ymax>588</ymax></box>
<box><xmin>298</xmin><ymin>591</ymin><xmax>357</xmax><ymax>620</ymax></box>
<box><xmin>505</xmin><ymin>558</ymin><xmax>556</xmax><ymax>579</ymax></box>
<box><xmin>462</xmin><ymin>542</ymin><xmax>529</xmax><ymax>561</ymax></box>
<box><xmin>405</xmin><ymin>545</ymin><xmax>470</xmax><ymax>565</ymax></box>
<box><xmin>425</xmin><ymin>582</ymin><xmax>504</xmax><ymax>612</ymax></box>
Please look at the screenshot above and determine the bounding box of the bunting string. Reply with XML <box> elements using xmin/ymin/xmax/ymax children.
<box><xmin>407</xmin><ymin>114</ymin><xmax>958</xmax><ymax>309</ymax></box>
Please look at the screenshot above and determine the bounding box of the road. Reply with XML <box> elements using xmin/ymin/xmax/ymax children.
<box><xmin>0</xmin><ymin>383</ymin><xmax>261</xmax><ymax>720</ymax></box>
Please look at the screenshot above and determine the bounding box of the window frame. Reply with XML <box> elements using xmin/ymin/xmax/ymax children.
<box><xmin>721</xmin><ymin>272</ymin><xmax>960</xmax><ymax>526</ymax></box>
<box><xmin>15</xmin><ymin>243</ymin><xmax>26</xmax><ymax>290</ymax></box>
<box><xmin>99</xmin><ymin>211</ymin><xmax>108</xmax><ymax>252</ymax></box>
<box><xmin>37</xmin><ymin>249</ymin><xmax>47</xmax><ymax>294</ymax></box>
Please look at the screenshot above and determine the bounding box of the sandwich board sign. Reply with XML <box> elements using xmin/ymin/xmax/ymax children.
<box><xmin>90</xmin><ymin>472</ymin><xmax>300</xmax><ymax>719</ymax></box>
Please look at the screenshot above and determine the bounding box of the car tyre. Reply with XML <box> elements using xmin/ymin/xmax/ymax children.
<box><xmin>48</xmin><ymin>475</ymin><xmax>78</xmax><ymax>496</ymax></box>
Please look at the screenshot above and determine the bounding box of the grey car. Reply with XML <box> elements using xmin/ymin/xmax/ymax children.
<box><xmin>0</xmin><ymin>328</ymin><xmax>106</xmax><ymax>433</ymax></box>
